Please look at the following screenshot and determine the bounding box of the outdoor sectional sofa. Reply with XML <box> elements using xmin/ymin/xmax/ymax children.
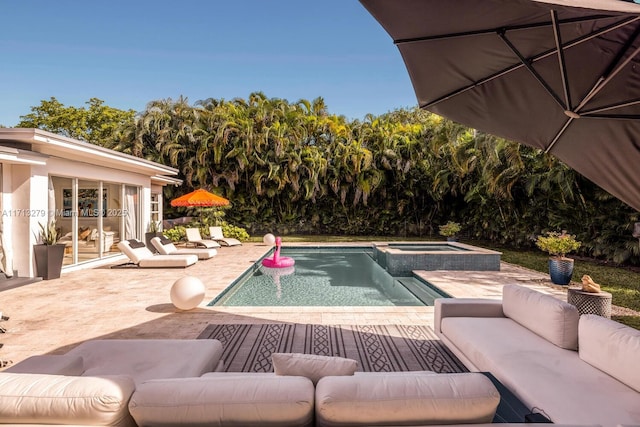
<box><xmin>435</xmin><ymin>284</ymin><xmax>640</xmax><ymax>427</ymax></box>
<box><xmin>0</xmin><ymin>339</ymin><xmax>504</xmax><ymax>426</ymax></box>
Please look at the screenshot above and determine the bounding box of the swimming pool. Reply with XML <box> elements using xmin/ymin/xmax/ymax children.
<box><xmin>210</xmin><ymin>246</ymin><xmax>448</xmax><ymax>307</ymax></box>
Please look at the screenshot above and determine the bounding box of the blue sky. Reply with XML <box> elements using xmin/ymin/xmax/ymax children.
<box><xmin>0</xmin><ymin>1</ymin><xmax>417</xmax><ymax>127</ymax></box>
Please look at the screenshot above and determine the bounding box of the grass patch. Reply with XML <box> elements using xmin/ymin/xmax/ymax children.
<box><xmin>497</xmin><ymin>247</ymin><xmax>640</xmax><ymax>312</ymax></box>
<box><xmin>614</xmin><ymin>316</ymin><xmax>640</xmax><ymax>329</ymax></box>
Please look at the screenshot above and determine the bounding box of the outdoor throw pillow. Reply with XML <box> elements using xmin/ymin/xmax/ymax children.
<box><xmin>272</xmin><ymin>353</ymin><xmax>358</xmax><ymax>385</ymax></box>
<box><xmin>127</xmin><ymin>239</ymin><xmax>146</xmax><ymax>249</ymax></box>
<box><xmin>159</xmin><ymin>236</ymin><xmax>173</xmax><ymax>245</ymax></box>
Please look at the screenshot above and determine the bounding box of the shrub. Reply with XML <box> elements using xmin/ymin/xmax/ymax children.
<box><xmin>439</xmin><ymin>221</ymin><xmax>461</xmax><ymax>237</ymax></box>
<box><xmin>535</xmin><ymin>231</ymin><xmax>581</xmax><ymax>259</ymax></box>
<box><xmin>222</xmin><ymin>223</ymin><xmax>250</xmax><ymax>241</ymax></box>
<box><xmin>163</xmin><ymin>226</ymin><xmax>186</xmax><ymax>242</ymax></box>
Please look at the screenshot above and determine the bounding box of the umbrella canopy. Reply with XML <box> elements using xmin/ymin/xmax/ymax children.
<box><xmin>170</xmin><ymin>189</ymin><xmax>230</xmax><ymax>208</ymax></box>
<box><xmin>360</xmin><ymin>0</ymin><xmax>640</xmax><ymax>211</ymax></box>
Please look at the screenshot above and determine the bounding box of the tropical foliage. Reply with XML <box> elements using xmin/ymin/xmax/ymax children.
<box><xmin>17</xmin><ymin>97</ymin><xmax>135</xmax><ymax>146</ymax></box>
<box><xmin>18</xmin><ymin>94</ymin><xmax>640</xmax><ymax>265</ymax></box>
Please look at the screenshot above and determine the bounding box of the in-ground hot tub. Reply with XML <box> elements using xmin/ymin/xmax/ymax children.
<box><xmin>372</xmin><ymin>242</ymin><xmax>501</xmax><ymax>276</ymax></box>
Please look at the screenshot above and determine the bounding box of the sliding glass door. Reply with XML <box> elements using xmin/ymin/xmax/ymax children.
<box><xmin>50</xmin><ymin>176</ymin><xmax>140</xmax><ymax>266</ymax></box>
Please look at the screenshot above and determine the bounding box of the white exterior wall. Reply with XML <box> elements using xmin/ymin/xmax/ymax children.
<box><xmin>9</xmin><ymin>159</ymin><xmax>154</xmax><ymax>277</ymax></box>
<box><xmin>1</xmin><ymin>165</ymin><xmax>15</xmax><ymax>276</ymax></box>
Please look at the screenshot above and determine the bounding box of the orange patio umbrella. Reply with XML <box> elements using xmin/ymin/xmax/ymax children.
<box><xmin>170</xmin><ymin>189</ymin><xmax>230</xmax><ymax>225</ymax></box>
<box><xmin>170</xmin><ymin>189</ymin><xmax>230</xmax><ymax>208</ymax></box>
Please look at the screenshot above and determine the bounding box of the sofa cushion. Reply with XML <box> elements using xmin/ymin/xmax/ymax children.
<box><xmin>579</xmin><ymin>314</ymin><xmax>640</xmax><ymax>393</ymax></box>
<box><xmin>129</xmin><ymin>376</ymin><xmax>314</xmax><ymax>427</ymax></box>
<box><xmin>272</xmin><ymin>353</ymin><xmax>358</xmax><ymax>385</ymax></box>
<box><xmin>5</xmin><ymin>355</ymin><xmax>84</xmax><ymax>376</ymax></box>
<box><xmin>0</xmin><ymin>373</ymin><xmax>136</xmax><ymax>427</ymax></box>
<box><xmin>65</xmin><ymin>339</ymin><xmax>223</xmax><ymax>385</ymax></box>
<box><xmin>441</xmin><ymin>316</ymin><xmax>640</xmax><ymax>426</ymax></box>
<box><xmin>502</xmin><ymin>284</ymin><xmax>579</xmax><ymax>349</ymax></box>
<box><xmin>315</xmin><ymin>372</ymin><xmax>499</xmax><ymax>427</ymax></box>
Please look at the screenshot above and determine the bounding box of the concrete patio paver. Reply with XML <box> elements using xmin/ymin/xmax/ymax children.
<box><xmin>0</xmin><ymin>242</ymin><xmax>587</xmax><ymax>367</ymax></box>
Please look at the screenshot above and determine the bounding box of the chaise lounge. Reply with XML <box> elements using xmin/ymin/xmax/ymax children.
<box><xmin>185</xmin><ymin>227</ymin><xmax>220</xmax><ymax>249</ymax></box>
<box><xmin>208</xmin><ymin>226</ymin><xmax>242</xmax><ymax>246</ymax></box>
<box><xmin>150</xmin><ymin>235</ymin><xmax>217</xmax><ymax>259</ymax></box>
<box><xmin>116</xmin><ymin>239</ymin><xmax>198</xmax><ymax>268</ymax></box>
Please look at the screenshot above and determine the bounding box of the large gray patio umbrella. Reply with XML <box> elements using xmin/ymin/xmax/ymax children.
<box><xmin>360</xmin><ymin>0</ymin><xmax>640</xmax><ymax>212</ymax></box>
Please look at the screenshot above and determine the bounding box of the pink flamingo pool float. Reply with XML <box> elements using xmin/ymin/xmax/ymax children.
<box><xmin>262</xmin><ymin>236</ymin><xmax>295</xmax><ymax>268</ymax></box>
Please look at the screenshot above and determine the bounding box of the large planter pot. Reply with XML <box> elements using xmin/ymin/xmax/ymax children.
<box><xmin>446</xmin><ymin>236</ymin><xmax>458</xmax><ymax>242</ymax></box>
<box><xmin>548</xmin><ymin>258</ymin><xmax>574</xmax><ymax>285</ymax></box>
<box><xmin>33</xmin><ymin>244</ymin><xmax>66</xmax><ymax>280</ymax></box>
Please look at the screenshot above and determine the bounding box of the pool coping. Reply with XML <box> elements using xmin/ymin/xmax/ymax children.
<box><xmin>372</xmin><ymin>240</ymin><xmax>502</xmax><ymax>254</ymax></box>
<box><xmin>372</xmin><ymin>241</ymin><xmax>503</xmax><ymax>276</ymax></box>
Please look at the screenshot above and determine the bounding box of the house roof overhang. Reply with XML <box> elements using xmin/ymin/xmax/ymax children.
<box><xmin>0</xmin><ymin>128</ymin><xmax>179</xmax><ymax>179</ymax></box>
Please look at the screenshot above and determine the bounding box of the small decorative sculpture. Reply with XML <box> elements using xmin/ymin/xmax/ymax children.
<box><xmin>581</xmin><ymin>275</ymin><xmax>601</xmax><ymax>293</ymax></box>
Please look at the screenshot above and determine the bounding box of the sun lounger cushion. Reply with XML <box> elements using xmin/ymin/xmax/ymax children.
<box><xmin>150</xmin><ymin>237</ymin><xmax>217</xmax><ymax>260</ymax></box>
<box><xmin>579</xmin><ymin>314</ymin><xmax>640</xmax><ymax>393</ymax></box>
<box><xmin>118</xmin><ymin>240</ymin><xmax>198</xmax><ymax>267</ymax></box>
<box><xmin>129</xmin><ymin>376</ymin><xmax>314</xmax><ymax>427</ymax></box>
<box><xmin>315</xmin><ymin>372</ymin><xmax>499</xmax><ymax>427</ymax></box>
<box><xmin>502</xmin><ymin>284</ymin><xmax>579</xmax><ymax>350</ymax></box>
<box><xmin>0</xmin><ymin>372</ymin><xmax>136</xmax><ymax>427</ymax></box>
<box><xmin>272</xmin><ymin>353</ymin><xmax>358</xmax><ymax>385</ymax></box>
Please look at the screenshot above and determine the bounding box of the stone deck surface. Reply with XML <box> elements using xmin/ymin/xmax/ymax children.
<box><xmin>0</xmin><ymin>242</ymin><xmax>568</xmax><ymax>366</ymax></box>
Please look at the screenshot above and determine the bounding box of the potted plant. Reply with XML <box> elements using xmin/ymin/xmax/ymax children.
<box><xmin>33</xmin><ymin>219</ymin><xmax>66</xmax><ymax>280</ymax></box>
<box><xmin>439</xmin><ymin>221</ymin><xmax>461</xmax><ymax>242</ymax></box>
<box><xmin>535</xmin><ymin>231</ymin><xmax>581</xmax><ymax>285</ymax></box>
<box><xmin>144</xmin><ymin>220</ymin><xmax>163</xmax><ymax>253</ymax></box>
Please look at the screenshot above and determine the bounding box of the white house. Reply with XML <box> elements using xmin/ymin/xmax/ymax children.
<box><xmin>0</xmin><ymin>128</ymin><xmax>181</xmax><ymax>279</ymax></box>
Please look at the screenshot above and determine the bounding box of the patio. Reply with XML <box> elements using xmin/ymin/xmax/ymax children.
<box><xmin>0</xmin><ymin>242</ymin><xmax>580</xmax><ymax>367</ymax></box>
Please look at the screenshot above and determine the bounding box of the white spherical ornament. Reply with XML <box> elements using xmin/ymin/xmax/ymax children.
<box><xmin>170</xmin><ymin>276</ymin><xmax>205</xmax><ymax>310</ymax></box>
<box><xmin>263</xmin><ymin>233</ymin><xmax>276</xmax><ymax>245</ymax></box>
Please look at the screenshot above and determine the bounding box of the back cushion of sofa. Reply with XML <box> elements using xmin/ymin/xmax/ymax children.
<box><xmin>315</xmin><ymin>372</ymin><xmax>499</xmax><ymax>427</ymax></box>
<box><xmin>129</xmin><ymin>376</ymin><xmax>314</xmax><ymax>427</ymax></box>
<box><xmin>0</xmin><ymin>373</ymin><xmax>136</xmax><ymax>427</ymax></box>
<box><xmin>502</xmin><ymin>284</ymin><xmax>579</xmax><ymax>350</ymax></box>
<box><xmin>579</xmin><ymin>314</ymin><xmax>640</xmax><ymax>393</ymax></box>
<box><xmin>5</xmin><ymin>355</ymin><xmax>84</xmax><ymax>376</ymax></box>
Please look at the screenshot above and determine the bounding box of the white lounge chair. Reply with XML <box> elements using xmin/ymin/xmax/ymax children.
<box><xmin>208</xmin><ymin>226</ymin><xmax>242</xmax><ymax>246</ymax></box>
<box><xmin>185</xmin><ymin>227</ymin><xmax>220</xmax><ymax>249</ymax></box>
<box><xmin>116</xmin><ymin>239</ymin><xmax>197</xmax><ymax>268</ymax></box>
<box><xmin>151</xmin><ymin>236</ymin><xmax>217</xmax><ymax>260</ymax></box>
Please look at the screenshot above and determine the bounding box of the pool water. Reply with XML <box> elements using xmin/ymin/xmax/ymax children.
<box><xmin>210</xmin><ymin>247</ymin><xmax>447</xmax><ymax>307</ymax></box>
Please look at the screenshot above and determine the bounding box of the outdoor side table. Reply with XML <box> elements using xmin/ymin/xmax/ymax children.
<box><xmin>567</xmin><ymin>288</ymin><xmax>612</xmax><ymax>319</ymax></box>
